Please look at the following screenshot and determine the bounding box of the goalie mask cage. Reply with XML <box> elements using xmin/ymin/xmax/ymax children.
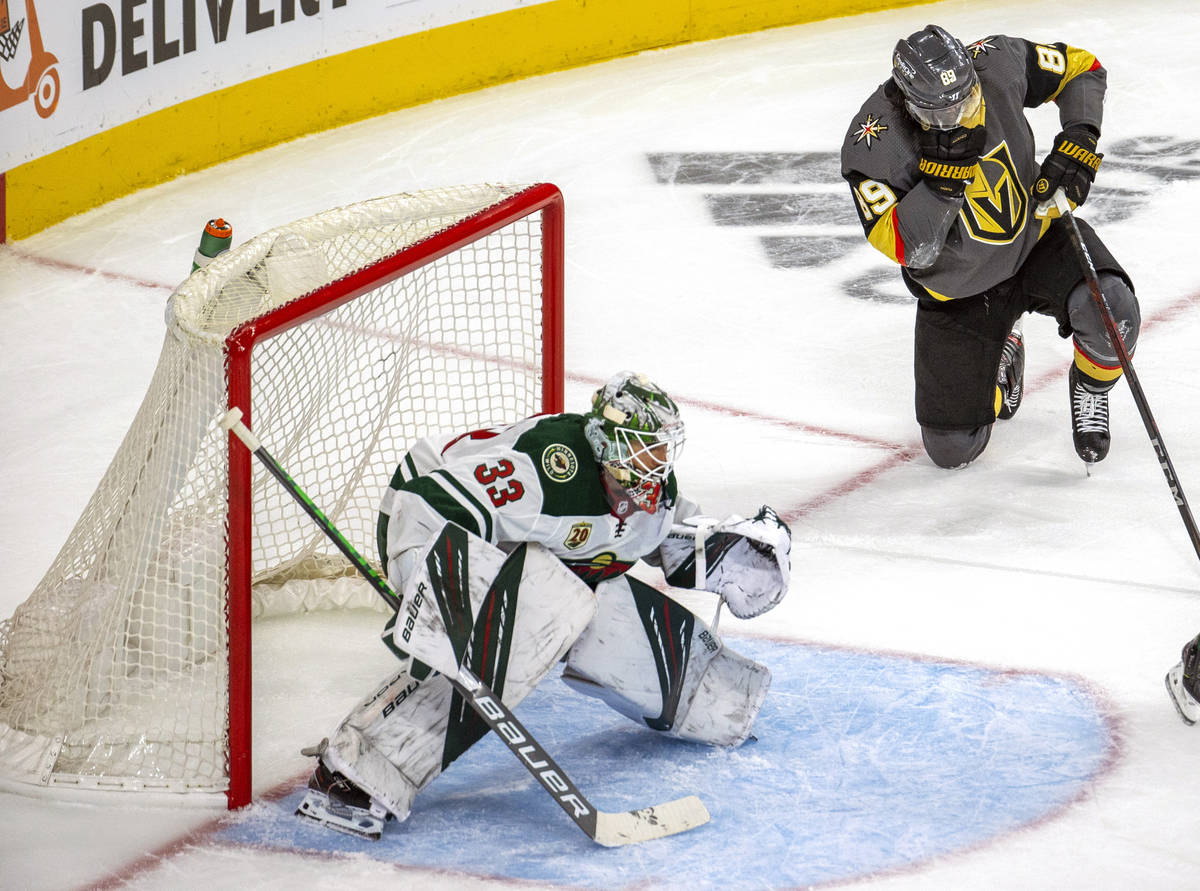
<box><xmin>0</xmin><ymin>183</ymin><xmax>564</xmax><ymax>808</ymax></box>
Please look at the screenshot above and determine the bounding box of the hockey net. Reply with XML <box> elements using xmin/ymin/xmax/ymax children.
<box><xmin>0</xmin><ymin>183</ymin><xmax>564</xmax><ymax>807</ymax></box>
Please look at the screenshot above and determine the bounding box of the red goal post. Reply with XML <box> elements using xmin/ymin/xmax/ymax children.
<box><xmin>0</xmin><ymin>183</ymin><xmax>564</xmax><ymax>809</ymax></box>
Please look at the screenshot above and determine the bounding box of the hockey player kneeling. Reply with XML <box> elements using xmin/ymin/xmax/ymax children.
<box><xmin>296</xmin><ymin>371</ymin><xmax>792</xmax><ymax>839</ymax></box>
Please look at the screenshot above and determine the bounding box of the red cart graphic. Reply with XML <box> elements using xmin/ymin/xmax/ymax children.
<box><xmin>0</xmin><ymin>0</ymin><xmax>59</xmax><ymax>118</ymax></box>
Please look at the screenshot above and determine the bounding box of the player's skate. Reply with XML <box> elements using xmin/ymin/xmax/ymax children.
<box><xmin>1069</xmin><ymin>365</ymin><xmax>1112</xmax><ymax>465</ymax></box>
<box><xmin>996</xmin><ymin>323</ymin><xmax>1025</xmax><ymax>420</ymax></box>
<box><xmin>295</xmin><ymin>743</ymin><xmax>391</xmax><ymax>840</ymax></box>
<box><xmin>1166</xmin><ymin>635</ymin><xmax>1200</xmax><ymax>726</ymax></box>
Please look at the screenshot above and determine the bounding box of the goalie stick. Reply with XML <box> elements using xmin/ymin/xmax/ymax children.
<box><xmin>1051</xmin><ymin>191</ymin><xmax>1200</xmax><ymax>564</ymax></box>
<box><xmin>217</xmin><ymin>408</ymin><xmax>710</xmax><ymax>846</ymax></box>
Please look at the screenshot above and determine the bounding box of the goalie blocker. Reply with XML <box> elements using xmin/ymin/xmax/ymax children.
<box><xmin>304</xmin><ymin>519</ymin><xmax>780</xmax><ymax>832</ymax></box>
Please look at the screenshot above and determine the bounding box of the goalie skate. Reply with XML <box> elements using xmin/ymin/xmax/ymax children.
<box><xmin>296</xmin><ymin>788</ymin><xmax>388</xmax><ymax>840</ymax></box>
<box><xmin>1166</xmin><ymin>663</ymin><xmax>1200</xmax><ymax>726</ymax></box>
<box><xmin>1165</xmin><ymin>635</ymin><xmax>1200</xmax><ymax>725</ymax></box>
<box><xmin>295</xmin><ymin>757</ymin><xmax>390</xmax><ymax>840</ymax></box>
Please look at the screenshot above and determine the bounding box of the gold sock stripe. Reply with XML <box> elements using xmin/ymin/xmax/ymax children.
<box><xmin>1074</xmin><ymin>349</ymin><xmax>1123</xmax><ymax>382</ymax></box>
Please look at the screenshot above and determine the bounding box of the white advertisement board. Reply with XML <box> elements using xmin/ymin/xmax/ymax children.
<box><xmin>0</xmin><ymin>0</ymin><xmax>552</xmax><ymax>172</ymax></box>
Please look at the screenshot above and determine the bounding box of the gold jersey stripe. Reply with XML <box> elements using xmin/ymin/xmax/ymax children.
<box><xmin>1048</xmin><ymin>47</ymin><xmax>1101</xmax><ymax>103</ymax></box>
<box><xmin>866</xmin><ymin>207</ymin><xmax>905</xmax><ymax>264</ymax></box>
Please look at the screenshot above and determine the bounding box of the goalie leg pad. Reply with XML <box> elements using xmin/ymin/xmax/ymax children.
<box><xmin>563</xmin><ymin>575</ymin><xmax>769</xmax><ymax>746</ymax></box>
<box><xmin>322</xmin><ymin>533</ymin><xmax>597</xmax><ymax>822</ymax></box>
<box><xmin>321</xmin><ymin>663</ymin><xmax>454</xmax><ymax>823</ymax></box>
<box><xmin>671</xmin><ymin>643</ymin><xmax>770</xmax><ymax>746</ymax></box>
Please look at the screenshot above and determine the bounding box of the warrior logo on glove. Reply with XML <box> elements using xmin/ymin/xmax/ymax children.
<box><xmin>1033</xmin><ymin>127</ymin><xmax>1103</xmax><ymax>209</ymax></box>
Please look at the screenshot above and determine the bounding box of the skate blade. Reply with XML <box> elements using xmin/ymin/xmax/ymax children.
<box><xmin>296</xmin><ymin>789</ymin><xmax>385</xmax><ymax>840</ymax></box>
<box><xmin>1165</xmin><ymin>665</ymin><xmax>1199</xmax><ymax>726</ymax></box>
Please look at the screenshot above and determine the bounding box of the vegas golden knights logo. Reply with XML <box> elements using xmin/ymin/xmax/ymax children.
<box><xmin>960</xmin><ymin>141</ymin><xmax>1028</xmax><ymax>245</ymax></box>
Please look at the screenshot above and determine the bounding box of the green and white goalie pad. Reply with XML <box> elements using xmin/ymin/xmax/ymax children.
<box><xmin>320</xmin><ymin>525</ymin><xmax>596</xmax><ymax>822</ymax></box>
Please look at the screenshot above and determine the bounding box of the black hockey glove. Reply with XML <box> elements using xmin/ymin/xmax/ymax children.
<box><xmin>1033</xmin><ymin>127</ymin><xmax>1102</xmax><ymax>209</ymax></box>
<box><xmin>917</xmin><ymin>124</ymin><xmax>986</xmax><ymax>199</ymax></box>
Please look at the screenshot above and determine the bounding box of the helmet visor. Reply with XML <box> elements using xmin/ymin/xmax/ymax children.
<box><xmin>907</xmin><ymin>82</ymin><xmax>982</xmax><ymax>130</ymax></box>
<box><xmin>611</xmin><ymin>424</ymin><xmax>684</xmax><ymax>483</ymax></box>
<box><xmin>601</xmin><ymin>423</ymin><xmax>685</xmax><ymax>513</ymax></box>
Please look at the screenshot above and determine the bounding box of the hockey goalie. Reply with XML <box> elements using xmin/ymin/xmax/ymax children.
<box><xmin>297</xmin><ymin>371</ymin><xmax>792</xmax><ymax>839</ymax></box>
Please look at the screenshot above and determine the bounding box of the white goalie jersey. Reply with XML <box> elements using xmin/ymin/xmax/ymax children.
<box><xmin>378</xmin><ymin>412</ymin><xmax>704</xmax><ymax>589</ymax></box>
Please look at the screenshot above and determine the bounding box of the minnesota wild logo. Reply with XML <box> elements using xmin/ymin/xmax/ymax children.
<box><xmin>541</xmin><ymin>444</ymin><xmax>577</xmax><ymax>482</ymax></box>
<box><xmin>960</xmin><ymin>140</ymin><xmax>1028</xmax><ymax>244</ymax></box>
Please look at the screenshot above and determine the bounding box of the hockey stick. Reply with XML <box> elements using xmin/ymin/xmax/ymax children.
<box><xmin>1052</xmin><ymin>190</ymin><xmax>1200</xmax><ymax>563</ymax></box>
<box><xmin>217</xmin><ymin>408</ymin><xmax>710</xmax><ymax>846</ymax></box>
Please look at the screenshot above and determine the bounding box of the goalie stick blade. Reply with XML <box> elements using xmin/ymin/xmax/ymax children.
<box><xmin>591</xmin><ymin>795</ymin><xmax>710</xmax><ymax>847</ymax></box>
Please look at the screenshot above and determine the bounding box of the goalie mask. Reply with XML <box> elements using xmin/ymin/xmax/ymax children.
<box><xmin>892</xmin><ymin>24</ymin><xmax>981</xmax><ymax>131</ymax></box>
<box><xmin>585</xmin><ymin>372</ymin><xmax>685</xmax><ymax>515</ymax></box>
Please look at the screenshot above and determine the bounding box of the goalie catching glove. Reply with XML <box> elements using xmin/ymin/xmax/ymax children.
<box><xmin>658</xmin><ymin>505</ymin><xmax>792</xmax><ymax>618</ymax></box>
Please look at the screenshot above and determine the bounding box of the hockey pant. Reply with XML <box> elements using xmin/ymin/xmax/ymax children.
<box><xmin>562</xmin><ymin>575</ymin><xmax>770</xmax><ymax>747</ymax></box>
<box><xmin>319</xmin><ymin>533</ymin><xmax>596</xmax><ymax>822</ymax></box>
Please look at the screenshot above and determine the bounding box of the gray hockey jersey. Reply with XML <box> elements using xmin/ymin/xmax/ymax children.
<box><xmin>840</xmin><ymin>34</ymin><xmax>1106</xmax><ymax>300</ymax></box>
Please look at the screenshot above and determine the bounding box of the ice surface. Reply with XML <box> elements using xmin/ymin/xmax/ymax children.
<box><xmin>3</xmin><ymin>0</ymin><xmax>1200</xmax><ymax>887</ymax></box>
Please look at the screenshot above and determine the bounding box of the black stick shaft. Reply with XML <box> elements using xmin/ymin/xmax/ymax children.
<box><xmin>1055</xmin><ymin>193</ymin><xmax>1200</xmax><ymax>562</ymax></box>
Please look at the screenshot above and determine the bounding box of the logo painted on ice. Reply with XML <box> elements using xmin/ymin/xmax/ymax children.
<box><xmin>0</xmin><ymin>0</ymin><xmax>59</xmax><ymax>118</ymax></box>
<box><xmin>646</xmin><ymin>137</ymin><xmax>1200</xmax><ymax>302</ymax></box>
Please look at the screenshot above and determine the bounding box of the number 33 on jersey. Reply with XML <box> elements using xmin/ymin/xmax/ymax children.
<box><xmin>378</xmin><ymin>413</ymin><xmax>696</xmax><ymax>586</ymax></box>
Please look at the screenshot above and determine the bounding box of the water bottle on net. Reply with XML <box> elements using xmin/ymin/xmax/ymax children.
<box><xmin>191</xmin><ymin>218</ymin><xmax>233</xmax><ymax>272</ymax></box>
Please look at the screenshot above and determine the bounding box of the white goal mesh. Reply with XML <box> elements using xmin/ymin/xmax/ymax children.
<box><xmin>0</xmin><ymin>183</ymin><xmax>563</xmax><ymax>805</ymax></box>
